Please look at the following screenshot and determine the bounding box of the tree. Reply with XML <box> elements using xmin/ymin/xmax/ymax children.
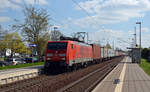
<box><xmin>37</xmin><ymin>33</ymin><xmax>50</xmax><ymax>57</ymax></box>
<box><xmin>14</xmin><ymin>6</ymin><xmax>50</xmax><ymax>60</ymax></box>
<box><xmin>141</xmin><ymin>48</ymin><xmax>150</xmax><ymax>59</ymax></box>
<box><xmin>0</xmin><ymin>32</ymin><xmax>29</xmax><ymax>57</ymax></box>
<box><xmin>0</xmin><ymin>25</ymin><xmax>8</xmax><ymax>56</ymax></box>
<box><xmin>0</xmin><ymin>25</ymin><xmax>5</xmax><ymax>40</ymax></box>
<box><xmin>0</xmin><ymin>25</ymin><xmax>3</xmax><ymax>55</ymax></box>
<box><xmin>0</xmin><ymin>25</ymin><xmax>2</xmax><ymax>38</ymax></box>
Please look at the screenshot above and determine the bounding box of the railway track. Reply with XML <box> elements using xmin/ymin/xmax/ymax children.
<box><xmin>58</xmin><ymin>59</ymin><xmax>119</xmax><ymax>92</ymax></box>
<box><xmin>0</xmin><ymin>57</ymin><xmax>123</xmax><ymax>92</ymax></box>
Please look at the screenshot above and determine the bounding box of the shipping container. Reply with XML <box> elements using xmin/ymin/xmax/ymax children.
<box><xmin>104</xmin><ymin>47</ymin><xmax>108</xmax><ymax>58</ymax></box>
<box><xmin>91</xmin><ymin>44</ymin><xmax>101</xmax><ymax>60</ymax></box>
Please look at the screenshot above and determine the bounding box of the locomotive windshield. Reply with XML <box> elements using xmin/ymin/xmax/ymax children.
<box><xmin>48</xmin><ymin>42</ymin><xmax>67</xmax><ymax>50</ymax></box>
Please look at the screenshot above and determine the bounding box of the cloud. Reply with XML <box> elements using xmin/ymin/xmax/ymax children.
<box><xmin>12</xmin><ymin>0</ymin><xmax>48</xmax><ymax>5</ymax></box>
<box><xmin>0</xmin><ymin>16</ymin><xmax>11</xmax><ymax>23</ymax></box>
<box><xmin>142</xmin><ymin>27</ymin><xmax>149</xmax><ymax>32</ymax></box>
<box><xmin>0</xmin><ymin>0</ymin><xmax>48</xmax><ymax>12</ymax></box>
<box><xmin>97</xmin><ymin>29</ymin><xmax>125</xmax><ymax>41</ymax></box>
<box><xmin>137</xmin><ymin>34</ymin><xmax>150</xmax><ymax>48</ymax></box>
<box><xmin>128</xmin><ymin>27</ymin><xmax>150</xmax><ymax>48</ymax></box>
<box><xmin>13</xmin><ymin>0</ymin><xmax>22</xmax><ymax>3</ymax></box>
<box><xmin>89</xmin><ymin>28</ymin><xmax>150</xmax><ymax>49</ymax></box>
<box><xmin>128</xmin><ymin>27</ymin><xmax>150</xmax><ymax>35</ymax></box>
<box><xmin>0</xmin><ymin>0</ymin><xmax>48</xmax><ymax>22</ymax></box>
<box><xmin>24</xmin><ymin>0</ymin><xmax>48</xmax><ymax>5</ymax></box>
<box><xmin>89</xmin><ymin>28</ymin><xmax>129</xmax><ymax>47</ymax></box>
<box><xmin>0</xmin><ymin>0</ymin><xmax>20</xmax><ymax>11</ymax></box>
<box><xmin>73</xmin><ymin>0</ymin><xmax>150</xmax><ymax>27</ymax></box>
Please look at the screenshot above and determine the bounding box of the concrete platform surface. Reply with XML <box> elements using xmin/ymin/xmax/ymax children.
<box><xmin>92</xmin><ymin>57</ymin><xmax>150</xmax><ymax>92</ymax></box>
<box><xmin>0</xmin><ymin>65</ymin><xmax>43</xmax><ymax>85</ymax></box>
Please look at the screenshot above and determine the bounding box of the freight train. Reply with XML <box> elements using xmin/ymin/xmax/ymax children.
<box><xmin>44</xmin><ymin>40</ymin><xmax>124</xmax><ymax>73</ymax></box>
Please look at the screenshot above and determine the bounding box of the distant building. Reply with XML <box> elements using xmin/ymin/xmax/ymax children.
<box><xmin>105</xmin><ymin>43</ymin><xmax>112</xmax><ymax>49</ymax></box>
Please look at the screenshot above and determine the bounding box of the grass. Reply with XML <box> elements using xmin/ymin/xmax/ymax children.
<box><xmin>0</xmin><ymin>62</ymin><xmax>44</xmax><ymax>70</ymax></box>
<box><xmin>139</xmin><ymin>59</ymin><xmax>150</xmax><ymax>76</ymax></box>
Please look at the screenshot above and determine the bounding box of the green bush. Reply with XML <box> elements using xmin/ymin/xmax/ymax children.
<box><xmin>140</xmin><ymin>59</ymin><xmax>150</xmax><ymax>76</ymax></box>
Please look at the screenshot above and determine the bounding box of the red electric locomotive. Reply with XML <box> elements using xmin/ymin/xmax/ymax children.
<box><xmin>44</xmin><ymin>40</ymin><xmax>93</xmax><ymax>72</ymax></box>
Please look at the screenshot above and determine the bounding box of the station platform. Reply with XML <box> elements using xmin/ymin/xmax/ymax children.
<box><xmin>0</xmin><ymin>65</ymin><xmax>43</xmax><ymax>85</ymax></box>
<box><xmin>92</xmin><ymin>57</ymin><xmax>150</xmax><ymax>92</ymax></box>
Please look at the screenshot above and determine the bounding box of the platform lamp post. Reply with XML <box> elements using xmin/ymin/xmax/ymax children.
<box><xmin>136</xmin><ymin>22</ymin><xmax>141</xmax><ymax>63</ymax></box>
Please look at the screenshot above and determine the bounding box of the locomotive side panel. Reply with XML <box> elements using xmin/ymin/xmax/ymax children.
<box><xmin>67</xmin><ymin>41</ymin><xmax>76</xmax><ymax>66</ymax></box>
<box><xmin>68</xmin><ymin>42</ymin><xmax>93</xmax><ymax>66</ymax></box>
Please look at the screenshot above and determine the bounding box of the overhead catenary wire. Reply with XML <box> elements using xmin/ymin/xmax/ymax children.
<box><xmin>47</xmin><ymin>5</ymin><xmax>89</xmax><ymax>33</ymax></box>
<box><xmin>51</xmin><ymin>18</ymin><xmax>64</xmax><ymax>26</ymax></box>
<box><xmin>71</xmin><ymin>0</ymin><xmax>91</xmax><ymax>17</ymax></box>
<box><xmin>46</xmin><ymin>3</ymin><xmax>90</xmax><ymax>42</ymax></box>
<box><xmin>48</xmin><ymin>8</ymin><xmax>76</xmax><ymax>31</ymax></box>
<box><xmin>32</xmin><ymin>0</ymin><xmax>76</xmax><ymax>36</ymax></box>
<box><xmin>70</xmin><ymin>0</ymin><xmax>102</xmax><ymax>43</ymax></box>
<box><xmin>71</xmin><ymin>0</ymin><xmax>123</xmax><ymax>45</ymax></box>
<box><xmin>70</xmin><ymin>0</ymin><xmax>101</xmax><ymax>26</ymax></box>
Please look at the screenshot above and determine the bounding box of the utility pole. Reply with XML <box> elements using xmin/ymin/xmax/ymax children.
<box><xmin>54</xmin><ymin>26</ymin><xmax>58</xmax><ymax>41</ymax></box>
<box><xmin>131</xmin><ymin>38</ymin><xmax>134</xmax><ymax>48</ymax></box>
<box><xmin>134</xmin><ymin>27</ymin><xmax>137</xmax><ymax>47</ymax></box>
<box><xmin>113</xmin><ymin>40</ymin><xmax>114</xmax><ymax>50</ymax></box>
<box><xmin>87</xmin><ymin>32</ymin><xmax>89</xmax><ymax>44</ymax></box>
<box><xmin>136</xmin><ymin>22</ymin><xmax>142</xmax><ymax>63</ymax></box>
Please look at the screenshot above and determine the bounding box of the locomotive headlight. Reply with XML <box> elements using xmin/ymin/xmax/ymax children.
<box><xmin>61</xmin><ymin>58</ymin><xmax>65</xmax><ymax>60</ymax></box>
<box><xmin>47</xmin><ymin>54</ymin><xmax>53</xmax><ymax>57</ymax></box>
<box><xmin>47</xmin><ymin>58</ymin><xmax>51</xmax><ymax>60</ymax></box>
<box><xmin>59</xmin><ymin>54</ymin><xmax>66</xmax><ymax>57</ymax></box>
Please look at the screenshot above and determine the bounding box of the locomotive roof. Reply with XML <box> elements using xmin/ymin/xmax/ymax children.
<box><xmin>48</xmin><ymin>40</ymin><xmax>69</xmax><ymax>43</ymax></box>
<box><xmin>48</xmin><ymin>40</ymin><xmax>91</xmax><ymax>47</ymax></box>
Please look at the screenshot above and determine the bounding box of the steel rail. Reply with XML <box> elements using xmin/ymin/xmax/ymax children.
<box><xmin>85</xmin><ymin>62</ymin><xmax>118</xmax><ymax>92</ymax></box>
<box><xmin>58</xmin><ymin>61</ymin><xmax>119</xmax><ymax>92</ymax></box>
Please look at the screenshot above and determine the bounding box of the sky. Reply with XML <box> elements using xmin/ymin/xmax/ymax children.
<box><xmin>0</xmin><ymin>0</ymin><xmax>150</xmax><ymax>50</ymax></box>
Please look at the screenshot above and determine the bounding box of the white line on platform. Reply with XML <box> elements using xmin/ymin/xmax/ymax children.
<box><xmin>92</xmin><ymin>57</ymin><xmax>126</xmax><ymax>92</ymax></box>
<box><xmin>114</xmin><ymin>57</ymin><xmax>127</xmax><ymax>92</ymax></box>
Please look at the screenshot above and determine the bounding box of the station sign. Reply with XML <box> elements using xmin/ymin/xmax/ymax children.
<box><xmin>29</xmin><ymin>44</ymin><xmax>37</xmax><ymax>47</ymax></box>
